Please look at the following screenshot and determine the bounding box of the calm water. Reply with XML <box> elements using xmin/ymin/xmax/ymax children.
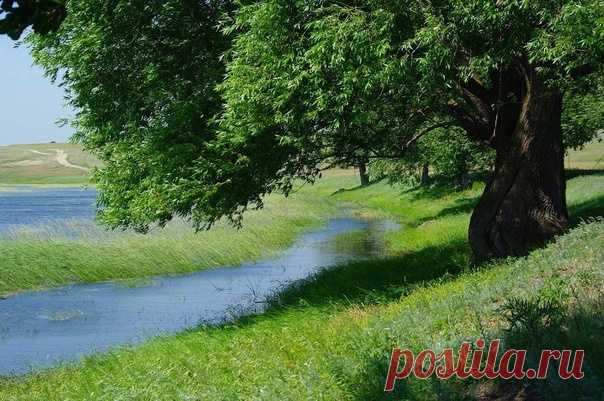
<box><xmin>0</xmin><ymin>188</ymin><xmax>396</xmax><ymax>375</ymax></box>
<box><xmin>0</xmin><ymin>187</ymin><xmax>96</xmax><ymax>233</ymax></box>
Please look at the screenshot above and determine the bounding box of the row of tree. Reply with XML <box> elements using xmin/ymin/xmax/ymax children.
<box><xmin>3</xmin><ymin>0</ymin><xmax>603</xmax><ymax>262</ymax></box>
<box><xmin>370</xmin><ymin>127</ymin><xmax>495</xmax><ymax>189</ymax></box>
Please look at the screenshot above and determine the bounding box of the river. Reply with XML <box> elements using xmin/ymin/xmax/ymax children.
<box><xmin>0</xmin><ymin>188</ymin><xmax>394</xmax><ymax>376</ymax></box>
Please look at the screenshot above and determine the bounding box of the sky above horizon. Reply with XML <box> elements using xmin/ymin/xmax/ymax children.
<box><xmin>0</xmin><ymin>35</ymin><xmax>73</xmax><ymax>146</ymax></box>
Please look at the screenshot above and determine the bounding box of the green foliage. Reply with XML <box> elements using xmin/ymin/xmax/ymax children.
<box><xmin>420</xmin><ymin>128</ymin><xmax>494</xmax><ymax>184</ymax></box>
<box><xmin>500</xmin><ymin>296</ymin><xmax>566</xmax><ymax>343</ymax></box>
<box><xmin>29</xmin><ymin>0</ymin><xmax>604</xmax><ymax>230</ymax></box>
<box><xmin>0</xmin><ymin>0</ymin><xmax>65</xmax><ymax>39</ymax></box>
<box><xmin>563</xmin><ymin>73</ymin><xmax>604</xmax><ymax>150</ymax></box>
<box><xmin>30</xmin><ymin>0</ymin><xmax>231</xmax><ymax>230</ymax></box>
<box><xmin>371</xmin><ymin>128</ymin><xmax>494</xmax><ymax>186</ymax></box>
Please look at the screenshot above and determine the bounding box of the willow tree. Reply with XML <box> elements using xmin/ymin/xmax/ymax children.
<box><xmin>32</xmin><ymin>0</ymin><xmax>603</xmax><ymax>261</ymax></box>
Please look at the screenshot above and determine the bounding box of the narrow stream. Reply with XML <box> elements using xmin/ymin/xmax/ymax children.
<box><xmin>0</xmin><ymin>217</ymin><xmax>396</xmax><ymax>376</ymax></box>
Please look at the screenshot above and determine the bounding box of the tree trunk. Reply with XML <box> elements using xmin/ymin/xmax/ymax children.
<box><xmin>359</xmin><ymin>163</ymin><xmax>370</xmax><ymax>186</ymax></box>
<box><xmin>458</xmin><ymin>171</ymin><xmax>471</xmax><ymax>189</ymax></box>
<box><xmin>420</xmin><ymin>163</ymin><xmax>430</xmax><ymax>187</ymax></box>
<box><xmin>469</xmin><ymin>69</ymin><xmax>568</xmax><ymax>263</ymax></box>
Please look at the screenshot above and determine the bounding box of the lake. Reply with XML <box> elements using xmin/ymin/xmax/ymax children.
<box><xmin>0</xmin><ymin>187</ymin><xmax>97</xmax><ymax>234</ymax></box>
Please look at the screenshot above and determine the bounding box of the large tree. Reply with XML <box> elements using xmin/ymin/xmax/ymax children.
<box><xmin>30</xmin><ymin>0</ymin><xmax>604</xmax><ymax>261</ymax></box>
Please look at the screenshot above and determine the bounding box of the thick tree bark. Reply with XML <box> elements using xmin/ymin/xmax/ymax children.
<box><xmin>468</xmin><ymin>67</ymin><xmax>569</xmax><ymax>263</ymax></box>
<box><xmin>420</xmin><ymin>163</ymin><xmax>430</xmax><ymax>187</ymax></box>
<box><xmin>359</xmin><ymin>163</ymin><xmax>370</xmax><ymax>186</ymax></box>
<box><xmin>458</xmin><ymin>171</ymin><xmax>471</xmax><ymax>189</ymax></box>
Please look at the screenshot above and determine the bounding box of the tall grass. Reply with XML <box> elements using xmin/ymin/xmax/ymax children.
<box><xmin>0</xmin><ymin>140</ymin><xmax>602</xmax><ymax>399</ymax></box>
<box><xmin>0</xmin><ymin>192</ymin><xmax>338</xmax><ymax>296</ymax></box>
<box><xmin>1</xmin><ymin>172</ymin><xmax>602</xmax><ymax>400</ymax></box>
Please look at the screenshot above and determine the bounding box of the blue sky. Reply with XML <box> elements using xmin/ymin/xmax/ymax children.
<box><xmin>0</xmin><ymin>35</ymin><xmax>73</xmax><ymax>146</ymax></box>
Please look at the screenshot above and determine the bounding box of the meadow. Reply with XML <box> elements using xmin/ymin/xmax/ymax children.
<box><xmin>566</xmin><ymin>136</ymin><xmax>604</xmax><ymax>171</ymax></box>
<box><xmin>0</xmin><ymin>140</ymin><xmax>602</xmax><ymax>400</ymax></box>
<box><xmin>0</xmin><ymin>143</ymin><xmax>99</xmax><ymax>185</ymax></box>
<box><xmin>1</xmin><ymin>1</ymin><xmax>602</xmax><ymax>399</ymax></box>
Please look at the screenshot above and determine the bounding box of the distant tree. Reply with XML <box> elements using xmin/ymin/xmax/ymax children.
<box><xmin>357</xmin><ymin>159</ymin><xmax>370</xmax><ymax>187</ymax></box>
<box><xmin>31</xmin><ymin>1</ymin><xmax>604</xmax><ymax>261</ymax></box>
<box><xmin>339</xmin><ymin>154</ymin><xmax>371</xmax><ymax>187</ymax></box>
<box><xmin>371</xmin><ymin>128</ymin><xmax>495</xmax><ymax>189</ymax></box>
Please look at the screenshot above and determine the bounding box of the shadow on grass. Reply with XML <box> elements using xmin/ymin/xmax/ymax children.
<box><xmin>431</xmin><ymin>196</ymin><xmax>480</xmax><ymax>220</ymax></box>
<box><xmin>352</xmin><ymin>294</ymin><xmax>604</xmax><ymax>401</ymax></box>
<box><xmin>565</xmin><ymin>169</ymin><xmax>604</xmax><ymax>180</ymax></box>
<box><xmin>273</xmin><ymin>239</ymin><xmax>470</xmax><ymax>309</ymax></box>
<box><xmin>288</xmin><ymin>180</ymin><xmax>602</xmax><ymax>301</ymax></box>
<box><xmin>203</xmin><ymin>184</ymin><xmax>604</xmax><ymax>400</ymax></box>
<box><xmin>331</xmin><ymin>179</ymin><xmax>382</xmax><ymax>196</ymax></box>
<box><xmin>358</xmin><ymin>289</ymin><xmax>604</xmax><ymax>401</ymax></box>
<box><xmin>569</xmin><ymin>194</ymin><xmax>604</xmax><ymax>224</ymax></box>
<box><xmin>430</xmin><ymin>182</ymin><xmax>603</xmax><ymax>227</ymax></box>
<box><xmin>272</xmin><ymin>181</ymin><xmax>603</xmax><ymax>311</ymax></box>
<box><xmin>491</xmin><ymin>295</ymin><xmax>604</xmax><ymax>401</ymax></box>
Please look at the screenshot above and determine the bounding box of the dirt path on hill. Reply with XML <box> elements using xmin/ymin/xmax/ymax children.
<box><xmin>27</xmin><ymin>149</ymin><xmax>90</xmax><ymax>172</ymax></box>
<box><xmin>52</xmin><ymin>149</ymin><xmax>90</xmax><ymax>172</ymax></box>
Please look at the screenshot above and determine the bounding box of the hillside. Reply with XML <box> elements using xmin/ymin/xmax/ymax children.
<box><xmin>0</xmin><ymin>137</ymin><xmax>600</xmax><ymax>186</ymax></box>
<box><xmin>566</xmin><ymin>138</ymin><xmax>604</xmax><ymax>171</ymax></box>
<box><xmin>0</xmin><ymin>136</ymin><xmax>602</xmax><ymax>399</ymax></box>
<box><xmin>0</xmin><ymin>143</ymin><xmax>100</xmax><ymax>185</ymax></box>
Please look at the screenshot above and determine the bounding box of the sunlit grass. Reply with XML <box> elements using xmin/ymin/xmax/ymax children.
<box><xmin>0</xmin><ymin>143</ymin><xmax>99</xmax><ymax>185</ymax></box>
<box><xmin>566</xmin><ymin>137</ymin><xmax>604</xmax><ymax>171</ymax></box>
<box><xmin>1</xmin><ymin>172</ymin><xmax>602</xmax><ymax>400</ymax></box>
<box><xmin>0</xmin><ymin>144</ymin><xmax>602</xmax><ymax>399</ymax></box>
<box><xmin>0</xmin><ymin>192</ymin><xmax>338</xmax><ymax>296</ymax></box>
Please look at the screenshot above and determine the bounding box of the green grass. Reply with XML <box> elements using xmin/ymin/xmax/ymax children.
<box><xmin>0</xmin><ymin>165</ymin><xmax>484</xmax><ymax>298</ymax></box>
<box><xmin>0</xmin><ymin>142</ymin><xmax>602</xmax><ymax>400</ymax></box>
<box><xmin>0</xmin><ymin>143</ymin><xmax>100</xmax><ymax>185</ymax></box>
<box><xmin>1</xmin><ymin>168</ymin><xmax>603</xmax><ymax>400</ymax></box>
<box><xmin>566</xmin><ymin>137</ymin><xmax>604</xmax><ymax>171</ymax></box>
<box><xmin>0</xmin><ymin>192</ymin><xmax>338</xmax><ymax>297</ymax></box>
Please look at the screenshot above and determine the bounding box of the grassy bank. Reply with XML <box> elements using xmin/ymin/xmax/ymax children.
<box><xmin>0</xmin><ymin>143</ymin><xmax>343</xmax><ymax>297</ymax></box>
<box><xmin>0</xmin><ymin>192</ymin><xmax>338</xmax><ymax>297</ymax></box>
<box><xmin>1</xmin><ymin>168</ymin><xmax>603</xmax><ymax>400</ymax></box>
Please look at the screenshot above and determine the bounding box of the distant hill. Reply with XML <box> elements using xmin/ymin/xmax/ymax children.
<box><xmin>0</xmin><ymin>143</ymin><xmax>101</xmax><ymax>185</ymax></box>
<box><xmin>566</xmin><ymin>134</ymin><xmax>604</xmax><ymax>171</ymax></box>
<box><xmin>0</xmin><ymin>138</ymin><xmax>601</xmax><ymax>186</ymax></box>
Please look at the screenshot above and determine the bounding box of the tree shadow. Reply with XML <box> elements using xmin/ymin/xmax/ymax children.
<box><xmin>210</xmin><ymin>238</ymin><xmax>471</xmax><ymax>337</ymax></box>
<box><xmin>349</xmin><ymin>294</ymin><xmax>604</xmax><ymax>401</ymax></box>
<box><xmin>275</xmin><ymin>182</ymin><xmax>603</xmax><ymax>311</ymax></box>
<box><xmin>329</xmin><ymin>246</ymin><xmax>604</xmax><ymax>401</ymax></box>
<box><xmin>331</xmin><ymin>179</ymin><xmax>382</xmax><ymax>196</ymax></box>
<box><xmin>404</xmin><ymin>183</ymin><xmax>476</xmax><ymax>200</ymax></box>
<box><xmin>273</xmin><ymin>239</ymin><xmax>470</xmax><ymax>309</ymax></box>
<box><xmin>565</xmin><ymin>169</ymin><xmax>604</xmax><ymax>180</ymax></box>
<box><xmin>568</xmin><ymin>194</ymin><xmax>604</xmax><ymax>224</ymax></box>
<box><xmin>486</xmin><ymin>295</ymin><xmax>604</xmax><ymax>401</ymax></box>
<box><xmin>430</xmin><ymin>196</ymin><xmax>480</xmax><ymax>220</ymax></box>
